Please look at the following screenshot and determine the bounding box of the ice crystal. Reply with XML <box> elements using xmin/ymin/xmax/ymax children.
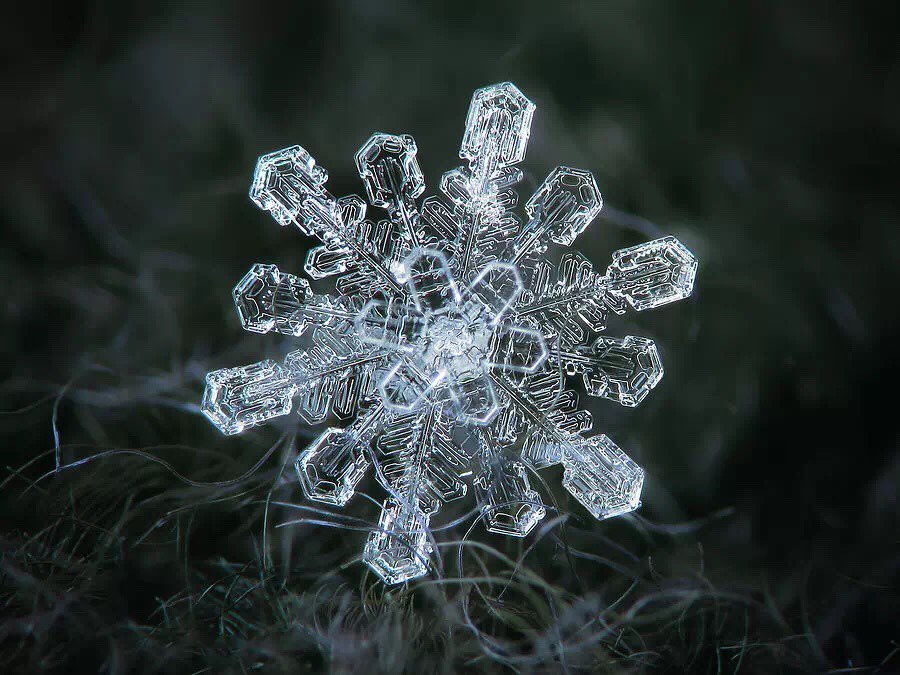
<box><xmin>202</xmin><ymin>83</ymin><xmax>697</xmax><ymax>584</ymax></box>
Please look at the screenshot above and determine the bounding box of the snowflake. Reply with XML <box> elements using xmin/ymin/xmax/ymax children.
<box><xmin>201</xmin><ymin>83</ymin><xmax>697</xmax><ymax>584</ymax></box>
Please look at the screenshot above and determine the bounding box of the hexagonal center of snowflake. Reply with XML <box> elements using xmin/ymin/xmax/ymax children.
<box><xmin>420</xmin><ymin>313</ymin><xmax>491</xmax><ymax>369</ymax></box>
<box><xmin>354</xmin><ymin>248</ymin><xmax>552</xmax><ymax>425</ymax></box>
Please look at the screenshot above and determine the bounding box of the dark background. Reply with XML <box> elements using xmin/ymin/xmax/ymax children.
<box><xmin>2</xmin><ymin>1</ymin><xmax>898</xmax><ymax>672</ymax></box>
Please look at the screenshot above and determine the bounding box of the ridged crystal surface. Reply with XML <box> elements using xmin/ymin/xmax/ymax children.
<box><xmin>202</xmin><ymin>82</ymin><xmax>697</xmax><ymax>584</ymax></box>
<box><xmin>295</xmin><ymin>426</ymin><xmax>372</xmax><ymax>506</ymax></box>
<box><xmin>475</xmin><ymin>453</ymin><xmax>546</xmax><ymax>537</ymax></box>
<box><xmin>562</xmin><ymin>435</ymin><xmax>645</xmax><ymax>520</ymax></box>
<box><xmin>363</xmin><ymin>499</ymin><xmax>433</xmax><ymax>585</ymax></box>
<box><xmin>202</xmin><ymin>360</ymin><xmax>295</xmax><ymax>435</ymax></box>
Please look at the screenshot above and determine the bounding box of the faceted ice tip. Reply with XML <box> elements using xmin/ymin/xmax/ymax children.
<box><xmin>476</xmin><ymin>457</ymin><xmax>546</xmax><ymax>537</ymax></box>
<box><xmin>461</xmin><ymin>82</ymin><xmax>535</xmax><ymax>184</ymax></box>
<box><xmin>355</xmin><ymin>133</ymin><xmax>425</xmax><ymax>209</ymax></box>
<box><xmin>249</xmin><ymin>145</ymin><xmax>329</xmax><ymax>228</ymax></box>
<box><xmin>607</xmin><ymin>236</ymin><xmax>698</xmax><ymax>311</ymax></box>
<box><xmin>575</xmin><ymin>335</ymin><xmax>664</xmax><ymax>407</ymax></box>
<box><xmin>525</xmin><ymin>166</ymin><xmax>603</xmax><ymax>247</ymax></box>
<box><xmin>201</xmin><ymin>360</ymin><xmax>296</xmax><ymax>435</ymax></box>
<box><xmin>562</xmin><ymin>435</ymin><xmax>644</xmax><ymax>520</ymax></box>
<box><xmin>296</xmin><ymin>427</ymin><xmax>370</xmax><ymax>506</ymax></box>
<box><xmin>232</xmin><ymin>263</ymin><xmax>313</xmax><ymax>335</ymax></box>
<box><xmin>363</xmin><ymin>499</ymin><xmax>432</xmax><ymax>584</ymax></box>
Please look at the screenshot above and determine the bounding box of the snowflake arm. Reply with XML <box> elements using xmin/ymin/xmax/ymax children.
<box><xmin>363</xmin><ymin>404</ymin><xmax>465</xmax><ymax>584</ymax></box>
<box><xmin>250</xmin><ymin>145</ymin><xmax>404</xmax><ymax>296</ymax></box>
<box><xmin>295</xmin><ymin>401</ymin><xmax>385</xmax><ymax>506</ymax></box>
<box><xmin>356</xmin><ymin>133</ymin><xmax>425</xmax><ymax>250</ymax></box>
<box><xmin>474</xmin><ymin>428</ymin><xmax>546</xmax><ymax>537</ymax></box>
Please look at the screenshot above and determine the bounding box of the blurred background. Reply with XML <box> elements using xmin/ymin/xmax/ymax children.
<box><xmin>1</xmin><ymin>1</ymin><xmax>898</xmax><ymax>672</ymax></box>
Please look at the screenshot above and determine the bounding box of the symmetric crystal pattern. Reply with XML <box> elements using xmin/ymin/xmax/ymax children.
<box><xmin>202</xmin><ymin>83</ymin><xmax>698</xmax><ymax>584</ymax></box>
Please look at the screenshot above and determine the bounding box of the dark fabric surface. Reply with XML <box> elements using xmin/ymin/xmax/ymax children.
<box><xmin>1</xmin><ymin>2</ymin><xmax>897</xmax><ymax>672</ymax></box>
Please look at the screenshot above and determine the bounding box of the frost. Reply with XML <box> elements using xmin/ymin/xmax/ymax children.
<box><xmin>202</xmin><ymin>82</ymin><xmax>698</xmax><ymax>584</ymax></box>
